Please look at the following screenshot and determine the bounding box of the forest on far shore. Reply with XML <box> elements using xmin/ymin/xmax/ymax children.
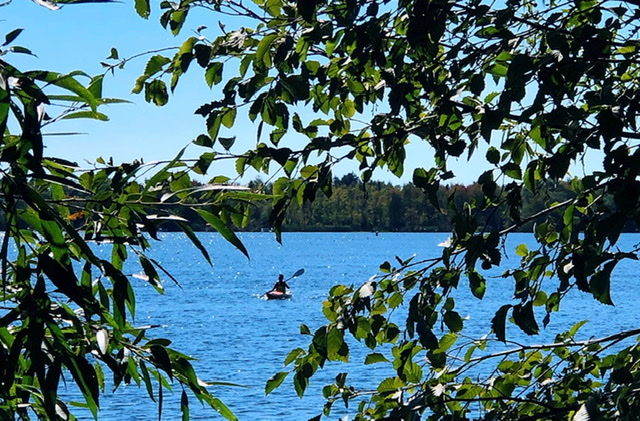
<box><xmin>3</xmin><ymin>173</ymin><xmax>632</xmax><ymax>234</ymax></box>
<box><xmin>163</xmin><ymin>173</ymin><xmax>636</xmax><ymax>233</ymax></box>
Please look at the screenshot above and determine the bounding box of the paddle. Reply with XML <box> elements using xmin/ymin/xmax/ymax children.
<box><xmin>285</xmin><ymin>268</ymin><xmax>305</xmax><ymax>282</ymax></box>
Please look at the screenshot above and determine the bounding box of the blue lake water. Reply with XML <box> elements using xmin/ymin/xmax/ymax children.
<box><xmin>83</xmin><ymin>232</ymin><xmax>640</xmax><ymax>420</ymax></box>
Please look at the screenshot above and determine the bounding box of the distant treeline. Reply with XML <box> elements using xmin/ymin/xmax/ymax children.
<box><xmin>237</xmin><ymin>173</ymin><xmax>605</xmax><ymax>233</ymax></box>
<box><xmin>7</xmin><ymin>174</ymin><xmax>639</xmax><ymax>234</ymax></box>
<box><xmin>103</xmin><ymin>174</ymin><xmax>640</xmax><ymax>233</ymax></box>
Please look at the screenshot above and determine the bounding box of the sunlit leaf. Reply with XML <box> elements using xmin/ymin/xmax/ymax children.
<box><xmin>196</xmin><ymin>210</ymin><xmax>249</xmax><ymax>258</ymax></box>
<box><xmin>135</xmin><ymin>0</ymin><xmax>150</xmax><ymax>18</ymax></box>
<box><xmin>60</xmin><ymin>110</ymin><xmax>109</xmax><ymax>121</ymax></box>
<box><xmin>28</xmin><ymin>70</ymin><xmax>99</xmax><ymax>111</ymax></box>
<box><xmin>176</xmin><ymin>221</ymin><xmax>211</xmax><ymax>264</ymax></box>
<box><xmin>364</xmin><ymin>353</ymin><xmax>389</xmax><ymax>365</ymax></box>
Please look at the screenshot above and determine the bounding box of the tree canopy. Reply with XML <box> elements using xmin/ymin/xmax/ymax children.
<box><xmin>5</xmin><ymin>0</ymin><xmax>640</xmax><ymax>419</ymax></box>
<box><xmin>130</xmin><ymin>0</ymin><xmax>640</xmax><ymax>418</ymax></box>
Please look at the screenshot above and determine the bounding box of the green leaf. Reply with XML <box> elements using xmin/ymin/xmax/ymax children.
<box><xmin>567</xmin><ymin>320</ymin><xmax>588</xmax><ymax>338</ymax></box>
<box><xmin>469</xmin><ymin>73</ymin><xmax>485</xmax><ymax>95</ymax></box>
<box><xmin>144</xmin><ymin>55</ymin><xmax>171</xmax><ymax>77</ymax></box>
<box><xmin>107</xmin><ymin>47</ymin><xmax>119</xmax><ymax>59</ymax></box>
<box><xmin>43</xmin><ymin>362</ymin><xmax>62</xmax><ymax>417</ymax></box>
<box><xmin>38</xmin><ymin>253</ymin><xmax>94</xmax><ymax>310</ymax></box>
<box><xmin>135</xmin><ymin>0</ymin><xmax>151</xmax><ymax>18</ymax></box>
<box><xmin>193</xmin><ymin>152</ymin><xmax>216</xmax><ymax>175</ymax></box>
<box><xmin>167</xmin><ymin>8</ymin><xmax>189</xmax><ymax>35</ymax></box>
<box><xmin>149</xmin><ymin>345</ymin><xmax>173</xmax><ymax>379</ymax></box>
<box><xmin>297</xmin><ymin>0</ymin><xmax>317</xmax><ymax>22</ymax></box>
<box><xmin>219</xmin><ymin>136</ymin><xmax>236</xmax><ymax>150</ymax></box>
<box><xmin>181</xmin><ymin>390</ymin><xmax>189</xmax><ymax>421</ymax></box>
<box><xmin>513</xmin><ymin>302</ymin><xmax>540</xmax><ymax>335</ymax></box>
<box><xmin>142</xmin><ymin>146</ymin><xmax>186</xmax><ymax>195</ymax></box>
<box><xmin>438</xmin><ymin>333</ymin><xmax>458</xmax><ymax>352</ymax></box>
<box><xmin>590</xmin><ymin>261</ymin><xmax>616</xmax><ymax>305</ymax></box>
<box><xmin>170</xmin><ymin>38</ymin><xmax>196</xmax><ymax>90</ymax></box>
<box><xmin>173</xmin><ymin>358</ymin><xmax>199</xmax><ymax>387</ymax></box>
<box><xmin>145</xmin><ymin>80</ymin><xmax>169</xmax><ymax>106</ymax></box>
<box><xmin>402</xmin><ymin>360</ymin><xmax>423</xmax><ymax>383</ymax></box>
<box><xmin>196</xmin><ymin>210</ymin><xmax>249</xmax><ymax>258</ymax></box>
<box><xmin>502</xmin><ymin>162</ymin><xmax>522</xmax><ymax>180</ymax></box>
<box><xmin>205</xmin><ymin>62</ymin><xmax>224</xmax><ymax>87</ymax></box>
<box><xmin>443</xmin><ymin>311</ymin><xmax>463</xmax><ymax>333</ymax></box>
<box><xmin>327</xmin><ymin>327</ymin><xmax>348</xmax><ymax>361</ymax></box>
<box><xmin>515</xmin><ymin>243</ymin><xmax>528</xmax><ymax>257</ymax></box>
<box><xmin>28</xmin><ymin>70</ymin><xmax>98</xmax><ymax>111</ymax></box>
<box><xmin>293</xmin><ymin>369</ymin><xmax>310</xmax><ymax>397</ymax></box>
<box><xmin>206</xmin><ymin>111</ymin><xmax>222</xmax><ymax>141</ymax></box>
<box><xmin>377</xmin><ymin>376</ymin><xmax>406</xmax><ymax>393</ymax></box>
<box><xmin>280</xmin><ymin>75</ymin><xmax>310</xmax><ymax>101</ymax></box>
<box><xmin>139</xmin><ymin>361</ymin><xmax>155</xmax><ymax>401</ymax></box>
<box><xmin>202</xmin><ymin>396</ymin><xmax>236</xmax><ymax>421</ymax></box>
<box><xmin>487</xmin><ymin>63</ymin><xmax>508</xmax><ymax>78</ymax></box>
<box><xmin>221</xmin><ymin>107</ymin><xmax>236</xmax><ymax>128</ymax></box>
<box><xmin>270</xmin><ymin>128</ymin><xmax>286</xmax><ymax>146</ymax></box>
<box><xmin>285</xmin><ymin>348</ymin><xmax>305</xmax><ymax>365</ymax></box>
<box><xmin>486</xmin><ymin>147</ymin><xmax>501</xmax><ymax>164</ymax></box>
<box><xmin>3</xmin><ymin>28</ymin><xmax>23</xmax><ymax>46</ymax></box>
<box><xmin>492</xmin><ymin>305</ymin><xmax>512</xmax><ymax>342</ymax></box>
<box><xmin>64</xmin><ymin>354</ymin><xmax>100</xmax><ymax>418</ymax></box>
<box><xmin>9</xmin><ymin>46</ymin><xmax>34</xmax><ymax>55</ymax></box>
<box><xmin>176</xmin><ymin>221</ymin><xmax>211</xmax><ymax>264</ymax></box>
<box><xmin>468</xmin><ymin>270</ymin><xmax>486</xmax><ymax>299</ymax></box>
<box><xmin>193</xmin><ymin>134</ymin><xmax>213</xmax><ymax>147</ymax></box>
<box><xmin>87</xmin><ymin>74</ymin><xmax>104</xmax><ymax>99</ymax></box>
<box><xmin>265</xmin><ymin>372</ymin><xmax>288</xmax><ymax>395</ymax></box>
<box><xmin>139</xmin><ymin>256</ymin><xmax>163</xmax><ymax>293</ymax></box>
<box><xmin>617</xmin><ymin>43</ymin><xmax>638</xmax><ymax>54</ymax></box>
<box><xmin>194</xmin><ymin>44</ymin><xmax>212</xmax><ymax>67</ymax></box>
<box><xmin>364</xmin><ymin>353</ymin><xmax>390</xmax><ymax>365</ymax></box>
<box><xmin>255</xmin><ymin>34</ymin><xmax>278</xmax><ymax>68</ymax></box>
<box><xmin>300</xmin><ymin>165</ymin><xmax>318</xmax><ymax>179</ymax></box>
<box><xmin>102</xmin><ymin>259</ymin><xmax>134</xmax><ymax>325</ymax></box>
<box><xmin>60</xmin><ymin>110</ymin><xmax>109</xmax><ymax>121</ymax></box>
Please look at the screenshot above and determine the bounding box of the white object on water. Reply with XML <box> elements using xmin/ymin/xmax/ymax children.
<box><xmin>438</xmin><ymin>237</ymin><xmax>452</xmax><ymax>247</ymax></box>
<box><xmin>96</xmin><ymin>329</ymin><xmax>109</xmax><ymax>355</ymax></box>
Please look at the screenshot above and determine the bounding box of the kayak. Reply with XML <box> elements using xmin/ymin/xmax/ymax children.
<box><xmin>265</xmin><ymin>290</ymin><xmax>292</xmax><ymax>300</ymax></box>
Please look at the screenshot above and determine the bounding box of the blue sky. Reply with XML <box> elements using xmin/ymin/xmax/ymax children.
<box><xmin>4</xmin><ymin>2</ymin><xmax>232</xmax><ymax>175</ymax></box>
<box><xmin>2</xmin><ymin>1</ymin><xmax>602</xmax><ymax>186</ymax></box>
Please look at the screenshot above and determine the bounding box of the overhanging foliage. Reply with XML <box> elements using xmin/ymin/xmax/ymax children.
<box><xmin>7</xmin><ymin>0</ymin><xmax>640</xmax><ymax>418</ymax></box>
<box><xmin>0</xmin><ymin>8</ymin><xmax>258</xmax><ymax>418</ymax></box>
<box><xmin>118</xmin><ymin>0</ymin><xmax>640</xmax><ymax>418</ymax></box>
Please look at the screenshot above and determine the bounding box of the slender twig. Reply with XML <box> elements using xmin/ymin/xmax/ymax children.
<box><xmin>101</xmin><ymin>47</ymin><xmax>178</xmax><ymax>75</ymax></box>
<box><xmin>465</xmin><ymin>327</ymin><xmax>640</xmax><ymax>365</ymax></box>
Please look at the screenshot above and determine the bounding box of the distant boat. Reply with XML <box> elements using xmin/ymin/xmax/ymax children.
<box><xmin>438</xmin><ymin>237</ymin><xmax>452</xmax><ymax>247</ymax></box>
<box><xmin>265</xmin><ymin>290</ymin><xmax>292</xmax><ymax>300</ymax></box>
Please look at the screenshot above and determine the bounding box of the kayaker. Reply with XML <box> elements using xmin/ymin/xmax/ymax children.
<box><xmin>272</xmin><ymin>274</ymin><xmax>289</xmax><ymax>293</ymax></box>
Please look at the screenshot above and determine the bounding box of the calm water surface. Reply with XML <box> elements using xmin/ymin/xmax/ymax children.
<box><xmin>84</xmin><ymin>232</ymin><xmax>640</xmax><ymax>420</ymax></box>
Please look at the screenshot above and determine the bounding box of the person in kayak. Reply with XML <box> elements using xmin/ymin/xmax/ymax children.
<box><xmin>272</xmin><ymin>274</ymin><xmax>290</xmax><ymax>293</ymax></box>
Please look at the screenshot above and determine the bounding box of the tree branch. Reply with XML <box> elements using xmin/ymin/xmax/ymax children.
<box><xmin>465</xmin><ymin>327</ymin><xmax>640</xmax><ymax>365</ymax></box>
